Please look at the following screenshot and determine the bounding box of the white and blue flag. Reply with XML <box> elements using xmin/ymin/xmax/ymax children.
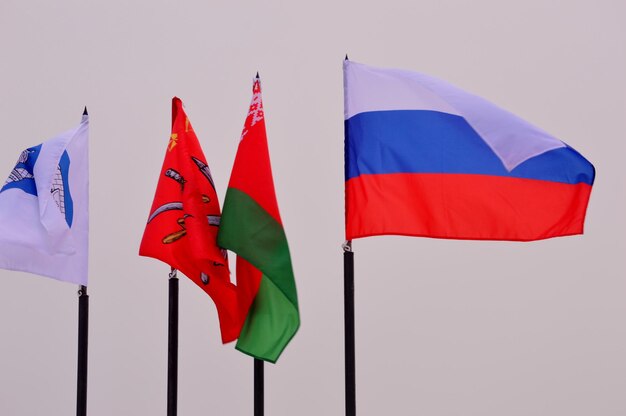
<box><xmin>0</xmin><ymin>113</ymin><xmax>89</xmax><ymax>285</ymax></box>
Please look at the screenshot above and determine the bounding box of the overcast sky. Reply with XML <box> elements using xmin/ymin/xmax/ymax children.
<box><xmin>1</xmin><ymin>1</ymin><xmax>625</xmax><ymax>415</ymax></box>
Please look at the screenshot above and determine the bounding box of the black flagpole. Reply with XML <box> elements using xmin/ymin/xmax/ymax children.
<box><xmin>168</xmin><ymin>268</ymin><xmax>179</xmax><ymax>416</ymax></box>
<box><xmin>343</xmin><ymin>240</ymin><xmax>356</xmax><ymax>416</ymax></box>
<box><xmin>76</xmin><ymin>285</ymin><xmax>89</xmax><ymax>416</ymax></box>
<box><xmin>253</xmin><ymin>69</ymin><xmax>265</xmax><ymax>416</ymax></box>
<box><xmin>76</xmin><ymin>105</ymin><xmax>90</xmax><ymax>416</ymax></box>
<box><xmin>343</xmin><ymin>56</ymin><xmax>356</xmax><ymax>416</ymax></box>
<box><xmin>254</xmin><ymin>358</ymin><xmax>264</xmax><ymax>416</ymax></box>
<box><xmin>342</xmin><ymin>58</ymin><xmax>356</xmax><ymax>415</ymax></box>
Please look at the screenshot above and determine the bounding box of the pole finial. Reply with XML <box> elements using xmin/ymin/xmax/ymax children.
<box><xmin>345</xmin><ymin>54</ymin><xmax>349</xmax><ymax>61</ymax></box>
<box><xmin>83</xmin><ymin>106</ymin><xmax>88</xmax><ymax>116</ymax></box>
<box><xmin>256</xmin><ymin>71</ymin><xmax>260</xmax><ymax>79</ymax></box>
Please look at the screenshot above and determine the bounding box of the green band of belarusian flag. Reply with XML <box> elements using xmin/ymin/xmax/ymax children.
<box><xmin>218</xmin><ymin>187</ymin><xmax>299</xmax><ymax>362</ymax></box>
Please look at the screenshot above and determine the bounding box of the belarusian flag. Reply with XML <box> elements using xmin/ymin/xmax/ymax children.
<box><xmin>218</xmin><ymin>76</ymin><xmax>300</xmax><ymax>363</ymax></box>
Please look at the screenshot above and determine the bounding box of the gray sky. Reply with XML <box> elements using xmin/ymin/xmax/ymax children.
<box><xmin>1</xmin><ymin>0</ymin><xmax>625</xmax><ymax>415</ymax></box>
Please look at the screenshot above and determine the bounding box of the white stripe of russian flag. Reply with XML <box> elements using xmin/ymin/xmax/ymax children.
<box><xmin>343</xmin><ymin>60</ymin><xmax>565</xmax><ymax>171</ymax></box>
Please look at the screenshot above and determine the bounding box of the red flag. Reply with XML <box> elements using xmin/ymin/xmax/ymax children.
<box><xmin>140</xmin><ymin>97</ymin><xmax>241</xmax><ymax>343</ymax></box>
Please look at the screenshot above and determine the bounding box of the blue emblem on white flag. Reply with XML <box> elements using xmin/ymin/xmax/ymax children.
<box><xmin>1</xmin><ymin>145</ymin><xmax>41</xmax><ymax>196</ymax></box>
<box><xmin>1</xmin><ymin>145</ymin><xmax>75</xmax><ymax>227</ymax></box>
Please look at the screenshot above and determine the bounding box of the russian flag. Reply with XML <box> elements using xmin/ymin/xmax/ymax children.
<box><xmin>344</xmin><ymin>61</ymin><xmax>595</xmax><ymax>241</ymax></box>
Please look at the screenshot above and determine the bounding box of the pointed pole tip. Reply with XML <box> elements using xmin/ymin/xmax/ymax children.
<box><xmin>83</xmin><ymin>106</ymin><xmax>88</xmax><ymax>116</ymax></box>
<box><xmin>345</xmin><ymin>54</ymin><xmax>349</xmax><ymax>61</ymax></box>
<box><xmin>256</xmin><ymin>71</ymin><xmax>260</xmax><ymax>79</ymax></box>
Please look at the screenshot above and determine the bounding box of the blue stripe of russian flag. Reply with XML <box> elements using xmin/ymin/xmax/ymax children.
<box><xmin>345</xmin><ymin>110</ymin><xmax>594</xmax><ymax>185</ymax></box>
